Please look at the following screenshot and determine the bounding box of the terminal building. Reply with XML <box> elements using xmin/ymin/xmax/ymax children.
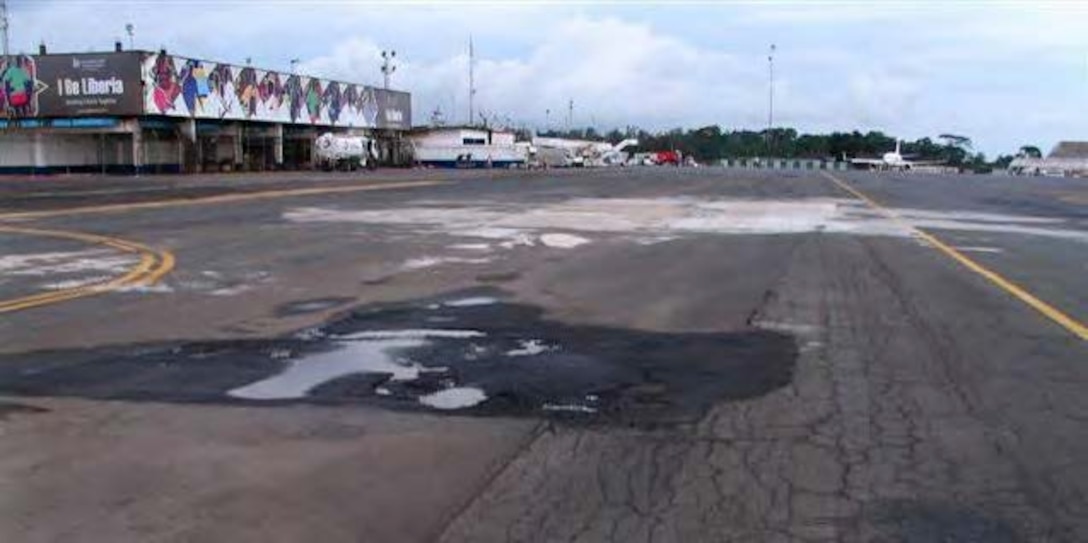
<box><xmin>0</xmin><ymin>48</ymin><xmax>412</xmax><ymax>174</ymax></box>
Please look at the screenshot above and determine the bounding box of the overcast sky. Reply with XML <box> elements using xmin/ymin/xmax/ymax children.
<box><xmin>8</xmin><ymin>1</ymin><xmax>1088</xmax><ymax>155</ymax></box>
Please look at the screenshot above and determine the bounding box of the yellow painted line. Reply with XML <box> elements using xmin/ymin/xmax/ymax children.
<box><xmin>0</xmin><ymin>180</ymin><xmax>443</xmax><ymax>221</ymax></box>
<box><xmin>0</xmin><ymin>225</ymin><xmax>175</xmax><ymax>314</ymax></box>
<box><xmin>823</xmin><ymin>172</ymin><xmax>1088</xmax><ymax>341</ymax></box>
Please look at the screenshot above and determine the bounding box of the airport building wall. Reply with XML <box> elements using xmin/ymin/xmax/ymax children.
<box><xmin>0</xmin><ymin>51</ymin><xmax>412</xmax><ymax>174</ymax></box>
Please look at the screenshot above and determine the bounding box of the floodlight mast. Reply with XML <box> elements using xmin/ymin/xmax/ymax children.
<box><xmin>1</xmin><ymin>0</ymin><xmax>11</xmax><ymax>61</ymax></box>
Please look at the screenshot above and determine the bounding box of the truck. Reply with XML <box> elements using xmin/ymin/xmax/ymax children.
<box><xmin>314</xmin><ymin>132</ymin><xmax>379</xmax><ymax>171</ymax></box>
<box><xmin>651</xmin><ymin>150</ymin><xmax>682</xmax><ymax>166</ymax></box>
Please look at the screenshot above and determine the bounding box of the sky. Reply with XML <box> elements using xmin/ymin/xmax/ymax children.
<box><xmin>6</xmin><ymin>1</ymin><xmax>1088</xmax><ymax>155</ymax></box>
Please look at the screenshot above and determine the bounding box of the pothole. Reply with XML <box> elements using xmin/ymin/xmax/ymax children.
<box><xmin>0</xmin><ymin>289</ymin><xmax>797</xmax><ymax>425</ymax></box>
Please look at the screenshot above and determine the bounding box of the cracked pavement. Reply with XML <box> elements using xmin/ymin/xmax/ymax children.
<box><xmin>443</xmin><ymin>229</ymin><xmax>1086</xmax><ymax>542</ymax></box>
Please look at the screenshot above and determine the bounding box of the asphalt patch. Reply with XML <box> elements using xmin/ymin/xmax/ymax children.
<box><xmin>0</xmin><ymin>290</ymin><xmax>797</xmax><ymax>425</ymax></box>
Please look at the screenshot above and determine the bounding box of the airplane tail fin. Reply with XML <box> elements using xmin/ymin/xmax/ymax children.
<box><xmin>895</xmin><ymin>139</ymin><xmax>901</xmax><ymax>155</ymax></box>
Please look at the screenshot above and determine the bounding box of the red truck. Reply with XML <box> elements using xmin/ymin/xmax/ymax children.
<box><xmin>651</xmin><ymin>150</ymin><xmax>682</xmax><ymax>166</ymax></box>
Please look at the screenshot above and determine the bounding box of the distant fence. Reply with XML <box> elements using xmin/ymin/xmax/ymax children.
<box><xmin>720</xmin><ymin>158</ymin><xmax>849</xmax><ymax>171</ymax></box>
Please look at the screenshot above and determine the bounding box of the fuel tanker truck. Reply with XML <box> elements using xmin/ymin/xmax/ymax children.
<box><xmin>314</xmin><ymin>132</ymin><xmax>379</xmax><ymax>171</ymax></box>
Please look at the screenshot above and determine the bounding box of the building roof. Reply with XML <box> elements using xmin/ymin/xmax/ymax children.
<box><xmin>410</xmin><ymin>125</ymin><xmax>513</xmax><ymax>134</ymax></box>
<box><xmin>1048</xmin><ymin>141</ymin><xmax>1088</xmax><ymax>159</ymax></box>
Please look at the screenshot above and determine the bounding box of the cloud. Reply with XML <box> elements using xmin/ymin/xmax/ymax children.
<box><xmin>303</xmin><ymin>16</ymin><xmax>765</xmax><ymax>130</ymax></box>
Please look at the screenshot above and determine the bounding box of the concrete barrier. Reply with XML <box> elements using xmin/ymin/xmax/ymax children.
<box><xmin>720</xmin><ymin>158</ymin><xmax>849</xmax><ymax>171</ymax></box>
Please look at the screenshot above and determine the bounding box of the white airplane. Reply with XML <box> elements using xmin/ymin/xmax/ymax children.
<box><xmin>849</xmin><ymin>140</ymin><xmax>942</xmax><ymax>171</ymax></box>
<box><xmin>531</xmin><ymin>136</ymin><xmax>639</xmax><ymax>167</ymax></box>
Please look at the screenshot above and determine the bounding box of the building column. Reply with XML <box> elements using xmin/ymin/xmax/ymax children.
<box><xmin>179</xmin><ymin>118</ymin><xmax>196</xmax><ymax>173</ymax></box>
<box><xmin>234</xmin><ymin>123</ymin><xmax>245</xmax><ymax>169</ymax></box>
<box><xmin>32</xmin><ymin>131</ymin><xmax>46</xmax><ymax>175</ymax></box>
<box><xmin>273</xmin><ymin>123</ymin><xmax>284</xmax><ymax>167</ymax></box>
<box><xmin>131</xmin><ymin>121</ymin><xmax>143</xmax><ymax>175</ymax></box>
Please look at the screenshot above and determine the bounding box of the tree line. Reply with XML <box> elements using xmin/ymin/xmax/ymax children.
<box><xmin>531</xmin><ymin>126</ymin><xmax>1041</xmax><ymax>172</ymax></box>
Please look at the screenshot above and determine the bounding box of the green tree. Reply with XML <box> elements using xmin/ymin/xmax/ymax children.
<box><xmin>938</xmin><ymin>133</ymin><xmax>973</xmax><ymax>166</ymax></box>
<box><xmin>992</xmin><ymin>154</ymin><xmax>1015</xmax><ymax>169</ymax></box>
<box><xmin>1018</xmin><ymin>145</ymin><xmax>1042</xmax><ymax>158</ymax></box>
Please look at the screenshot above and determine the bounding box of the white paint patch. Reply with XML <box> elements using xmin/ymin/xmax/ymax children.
<box><xmin>540</xmin><ymin>233</ymin><xmax>590</xmax><ymax>248</ymax></box>
<box><xmin>0</xmin><ymin>250</ymin><xmax>100</xmax><ymax>272</ymax></box>
<box><xmin>542</xmin><ymin>403</ymin><xmax>598</xmax><ymax>414</ymax></box>
<box><xmin>284</xmin><ymin>197</ymin><xmax>1088</xmax><ymax>245</ymax></box>
<box><xmin>228</xmin><ymin>338</ymin><xmax>427</xmax><ymax>400</ymax></box>
<box><xmin>463</xmin><ymin>343</ymin><xmax>489</xmax><ymax>360</ymax></box>
<box><xmin>0</xmin><ymin>250</ymin><xmax>138</xmax><ymax>276</ymax></box>
<box><xmin>39</xmin><ymin>275</ymin><xmax>114</xmax><ymax>290</ymax></box>
<box><xmin>506</xmin><ymin>339</ymin><xmax>556</xmax><ymax>357</ymax></box>
<box><xmin>899</xmin><ymin>208</ymin><xmax>1066</xmax><ymax>224</ymax></box>
<box><xmin>449</xmin><ymin>243</ymin><xmax>491</xmax><ymax>251</ymax></box>
<box><xmin>909</xmin><ymin>219</ymin><xmax>1088</xmax><ymax>242</ymax></box>
<box><xmin>402</xmin><ymin>256</ymin><xmax>491</xmax><ymax>270</ymax></box>
<box><xmin>955</xmin><ymin>246</ymin><xmax>1004</xmax><ymax>254</ymax></box>
<box><xmin>209</xmin><ymin>285</ymin><xmax>255</xmax><ymax>296</ymax></box>
<box><xmin>444</xmin><ymin>297</ymin><xmax>499</xmax><ymax>307</ymax></box>
<box><xmin>633</xmin><ymin>235</ymin><xmax>679</xmax><ymax>245</ymax></box>
<box><xmin>335</xmin><ymin>329</ymin><xmax>486</xmax><ymax>340</ymax></box>
<box><xmin>459</xmin><ymin>227</ymin><xmax>533</xmax><ymax>242</ymax></box>
<box><xmin>269</xmin><ymin>349</ymin><xmax>292</xmax><ymax>360</ymax></box>
<box><xmin>755</xmin><ymin>321</ymin><xmax>820</xmax><ymax>336</ymax></box>
<box><xmin>294</xmin><ymin>328</ymin><xmax>326</xmax><ymax>341</ymax></box>
<box><xmin>418</xmin><ymin>386</ymin><xmax>488</xmax><ymax>410</ymax></box>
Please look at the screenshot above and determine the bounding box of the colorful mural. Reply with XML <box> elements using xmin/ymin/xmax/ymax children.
<box><xmin>142</xmin><ymin>52</ymin><xmax>407</xmax><ymax>129</ymax></box>
<box><xmin>1</xmin><ymin>55</ymin><xmax>42</xmax><ymax>117</ymax></box>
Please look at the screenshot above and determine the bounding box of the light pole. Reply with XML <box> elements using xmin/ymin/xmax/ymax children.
<box><xmin>468</xmin><ymin>37</ymin><xmax>476</xmax><ymax>126</ymax></box>
<box><xmin>125</xmin><ymin>23</ymin><xmax>134</xmax><ymax>51</ymax></box>
<box><xmin>289</xmin><ymin>58</ymin><xmax>299</xmax><ymax>75</ymax></box>
<box><xmin>567</xmin><ymin>99</ymin><xmax>573</xmax><ymax>132</ymax></box>
<box><xmin>767</xmin><ymin>43</ymin><xmax>776</xmax><ymax>155</ymax></box>
<box><xmin>381</xmin><ymin>50</ymin><xmax>396</xmax><ymax>90</ymax></box>
<box><xmin>1</xmin><ymin>0</ymin><xmax>10</xmax><ymax>61</ymax></box>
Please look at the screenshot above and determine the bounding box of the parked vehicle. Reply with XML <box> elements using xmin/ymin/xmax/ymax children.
<box><xmin>314</xmin><ymin>133</ymin><xmax>379</xmax><ymax>171</ymax></box>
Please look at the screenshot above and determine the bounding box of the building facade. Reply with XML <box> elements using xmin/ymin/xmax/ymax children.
<box><xmin>408</xmin><ymin>127</ymin><xmax>527</xmax><ymax>168</ymax></box>
<box><xmin>1007</xmin><ymin>142</ymin><xmax>1088</xmax><ymax>177</ymax></box>
<box><xmin>0</xmin><ymin>50</ymin><xmax>412</xmax><ymax>174</ymax></box>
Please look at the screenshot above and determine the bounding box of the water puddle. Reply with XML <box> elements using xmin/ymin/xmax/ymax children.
<box><xmin>442</xmin><ymin>297</ymin><xmax>499</xmax><ymax>307</ymax></box>
<box><xmin>418</xmin><ymin>387</ymin><xmax>488</xmax><ymax>410</ymax></box>
<box><xmin>228</xmin><ymin>338</ymin><xmax>428</xmax><ymax>400</ymax></box>
<box><xmin>506</xmin><ymin>339</ymin><xmax>555</xmax><ymax>357</ymax></box>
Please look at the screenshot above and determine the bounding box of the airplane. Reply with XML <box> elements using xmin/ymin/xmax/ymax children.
<box><xmin>849</xmin><ymin>140</ymin><xmax>944</xmax><ymax>171</ymax></box>
<box><xmin>531</xmin><ymin>136</ymin><xmax>639</xmax><ymax>167</ymax></box>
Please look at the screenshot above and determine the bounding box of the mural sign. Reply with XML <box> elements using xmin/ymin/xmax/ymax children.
<box><xmin>142</xmin><ymin>52</ymin><xmax>411</xmax><ymax>129</ymax></box>
<box><xmin>1</xmin><ymin>52</ymin><xmax>143</xmax><ymax>118</ymax></box>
